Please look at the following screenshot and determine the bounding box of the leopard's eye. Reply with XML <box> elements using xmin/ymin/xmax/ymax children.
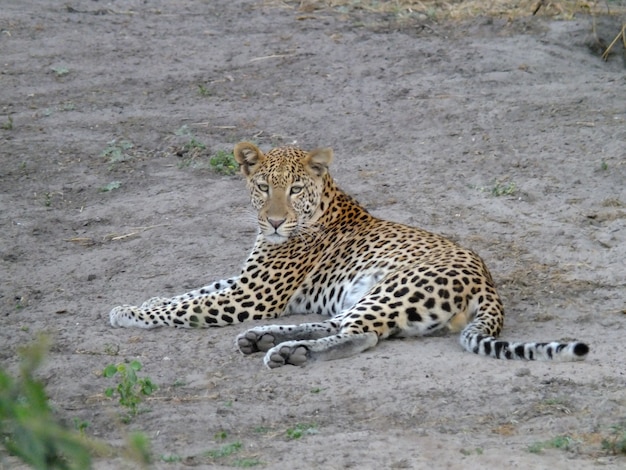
<box><xmin>257</xmin><ymin>182</ymin><xmax>269</xmax><ymax>193</ymax></box>
<box><xmin>290</xmin><ymin>185</ymin><xmax>303</xmax><ymax>195</ymax></box>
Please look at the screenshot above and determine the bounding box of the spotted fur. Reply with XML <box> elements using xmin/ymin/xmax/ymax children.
<box><xmin>109</xmin><ymin>142</ymin><xmax>589</xmax><ymax>368</ymax></box>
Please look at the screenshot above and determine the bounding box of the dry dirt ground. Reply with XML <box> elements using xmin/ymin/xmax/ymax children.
<box><xmin>2</xmin><ymin>0</ymin><xmax>626</xmax><ymax>468</ymax></box>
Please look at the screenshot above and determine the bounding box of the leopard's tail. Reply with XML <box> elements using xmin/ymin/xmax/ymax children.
<box><xmin>460</xmin><ymin>326</ymin><xmax>589</xmax><ymax>361</ymax></box>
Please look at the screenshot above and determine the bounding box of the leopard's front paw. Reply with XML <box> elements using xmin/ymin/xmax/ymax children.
<box><xmin>109</xmin><ymin>305</ymin><xmax>155</xmax><ymax>328</ymax></box>
<box><xmin>109</xmin><ymin>305</ymin><xmax>137</xmax><ymax>327</ymax></box>
<box><xmin>264</xmin><ymin>342</ymin><xmax>310</xmax><ymax>369</ymax></box>
<box><xmin>236</xmin><ymin>328</ymin><xmax>278</xmax><ymax>355</ymax></box>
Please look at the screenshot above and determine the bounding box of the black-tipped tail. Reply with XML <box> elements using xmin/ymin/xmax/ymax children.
<box><xmin>460</xmin><ymin>328</ymin><xmax>589</xmax><ymax>361</ymax></box>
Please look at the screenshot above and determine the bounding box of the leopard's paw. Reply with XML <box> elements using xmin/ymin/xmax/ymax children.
<box><xmin>109</xmin><ymin>305</ymin><xmax>138</xmax><ymax>327</ymax></box>
<box><xmin>109</xmin><ymin>305</ymin><xmax>156</xmax><ymax>328</ymax></box>
<box><xmin>236</xmin><ymin>328</ymin><xmax>278</xmax><ymax>355</ymax></box>
<box><xmin>264</xmin><ymin>342</ymin><xmax>310</xmax><ymax>369</ymax></box>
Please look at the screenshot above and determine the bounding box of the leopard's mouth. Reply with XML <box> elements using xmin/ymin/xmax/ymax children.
<box><xmin>262</xmin><ymin>232</ymin><xmax>289</xmax><ymax>245</ymax></box>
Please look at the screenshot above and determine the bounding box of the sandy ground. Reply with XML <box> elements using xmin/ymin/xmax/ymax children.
<box><xmin>2</xmin><ymin>0</ymin><xmax>626</xmax><ymax>468</ymax></box>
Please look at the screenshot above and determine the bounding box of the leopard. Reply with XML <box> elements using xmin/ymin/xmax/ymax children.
<box><xmin>109</xmin><ymin>141</ymin><xmax>589</xmax><ymax>368</ymax></box>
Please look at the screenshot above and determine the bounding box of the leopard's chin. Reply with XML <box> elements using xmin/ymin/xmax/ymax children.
<box><xmin>262</xmin><ymin>233</ymin><xmax>289</xmax><ymax>245</ymax></box>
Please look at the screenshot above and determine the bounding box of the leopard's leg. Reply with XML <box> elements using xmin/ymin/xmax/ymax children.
<box><xmin>262</xmin><ymin>266</ymin><xmax>458</xmax><ymax>368</ymax></box>
<box><xmin>137</xmin><ymin>277</ymin><xmax>240</xmax><ymax>310</ymax></box>
<box><xmin>189</xmin><ymin>277</ymin><xmax>239</xmax><ymax>295</ymax></box>
<box><xmin>252</xmin><ymin>270</ymin><xmax>388</xmax><ymax>361</ymax></box>
<box><xmin>262</xmin><ymin>301</ymin><xmax>399</xmax><ymax>368</ymax></box>
<box><xmin>264</xmin><ymin>332</ymin><xmax>379</xmax><ymax>368</ymax></box>
<box><xmin>109</xmin><ymin>275</ymin><xmax>281</xmax><ymax>328</ymax></box>
<box><xmin>237</xmin><ymin>318</ymin><xmax>341</xmax><ymax>354</ymax></box>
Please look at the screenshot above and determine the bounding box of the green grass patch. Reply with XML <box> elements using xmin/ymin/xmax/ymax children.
<box><xmin>100</xmin><ymin>181</ymin><xmax>122</xmax><ymax>192</ymax></box>
<box><xmin>199</xmin><ymin>441</ymin><xmax>262</xmax><ymax>467</ymax></box>
<box><xmin>602</xmin><ymin>422</ymin><xmax>626</xmax><ymax>455</ymax></box>
<box><xmin>209</xmin><ymin>150</ymin><xmax>238</xmax><ymax>175</ymax></box>
<box><xmin>233</xmin><ymin>457</ymin><xmax>263</xmax><ymax>467</ymax></box>
<box><xmin>528</xmin><ymin>435</ymin><xmax>576</xmax><ymax>454</ymax></box>
<box><xmin>286</xmin><ymin>423</ymin><xmax>318</xmax><ymax>440</ymax></box>
<box><xmin>160</xmin><ymin>453</ymin><xmax>182</xmax><ymax>463</ymax></box>
<box><xmin>490</xmin><ymin>181</ymin><xmax>517</xmax><ymax>197</ymax></box>
<box><xmin>101</xmin><ymin>139</ymin><xmax>135</xmax><ymax>165</ymax></box>
<box><xmin>2</xmin><ymin>115</ymin><xmax>13</xmax><ymax>130</ymax></box>
<box><xmin>205</xmin><ymin>441</ymin><xmax>242</xmax><ymax>459</ymax></box>
<box><xmin>198</xmin><ymin>84</ymin><xmax>213</xmax><ymax>96</ymax></box>
<box><xmin>471</xmin><ymin>180</ymin><xmax>518</xmax><ymax>197</ymax></box>
<box><xmin>50</xmin><ymin>66</ymin><xmax>69</xmax><ymax>77</ymax></box>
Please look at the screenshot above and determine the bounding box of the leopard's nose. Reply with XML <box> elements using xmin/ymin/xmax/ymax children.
<box><xmin>268</xmin><ymin>218</ymin><xmax>286</xmax><ymax>229</ymax></box>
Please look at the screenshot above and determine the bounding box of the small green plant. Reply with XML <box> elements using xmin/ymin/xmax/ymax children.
<box><xmin>528</xmin><ymin>435</ymin><xmax>576</xmax><ymax>454</ymax></box>
<box><xmin>125</xmin><ymin>431</ymin><xmax>152</xmax><ymax>465</ymax></box>
<box><xmin>73</xmin><ymin>418</ymin><xmax>90</xmax><ymax>435</ymax></box>
<box><xmin>602</xmin><ymin>422</ymin><xmax>626</xmax><ymax>455</ymax></box>
<box><xmin>103</xmin><ymin>360</ymin><xmax>157</xmax><ymax>422</ymax></box>
<box><xmin>0</xmin><ymin>337</ymin><xmax>97</xmax><ymax>469</ymax></box>
<box><xmin>541</xmin><ymin>397</ymin><xmax>569</xmax><ymax>407</ymax></box>
<box><xmin>198</xmin><ymin>84</ymin><xmax>212</xmax><ymax>96</ymax></box>
<box><xmin>161</xmin><ymin>453</ymin><xmax>182</xmax><ymax>463</ymax></box>
<box><xmin>176</xmin><ymin>137</ymin><xmax>208</xmax><ymax>169</ymax></box>
<box><xmin>233</xmin><ymin>457</ymin><xmax>262</xmax><ymax>467</ymax></box>
<box><xmin>174</xmin><ymin>124</ymin><xmax>203</xmax><ymax>149</ymax></box>
<box><xmin>491</xmin><ymin>181</ymin><xmax>517</xmax><ymax>197</ymax></box>
<box><xmin>210</xmin><ymin>150</ymin><xmax>238</xmax><ymax>175</ymax></box>
<box><xmin>59</xmin><ymin>101</ymin><xmax>76</xmax><ymax>112</ymax></box>
<box><xmin>2</xmin><ymin>115</ymin><xmax>13</xmax><ymax>130</ymax></box>
<box><xmin>100</xmin><ymin>181</ymin><xmax>122</xmax><ymax>192</ymax></box>
<box><xmin>51</xmin><ymin>66</ymin><xmax>69</xmax><ymax>77</ymax></box>
<box><xmin>460</xmin><ymin>447</ymin><xmax>483</xmax><ymax>456</ymax></box>
<box><xmin>0</xmin><ymin>338</ymin><xmax>151</xmax><ymax>468</ymax></box>
<box><xmin>100</xmin><ymin>139</ymin><xmax>134</xmax><ymax>164</ymax></box>
<box><xmin>174</xmin><ymin>124</ymin><xmax>192</xmax><ymax>136</ymax></box>
<box><xmin>172</xmin><ymin>378</ymin><xmax>186</xmax><ymax>387</ymax></box>
<box><xmin>205</xmin><ymin>441</ymin><xmax>242</xmax><ymax>459</ymax></box>
<box><xmin>103</xmin><ymin>343</ymin><xmax>120</xmax><ymax>356</ymax></box>
<box><xmin>197</xmin><ymin>440</ymin><xmax>261</xmax><ymax>466</ymax></box>
<box><xmin>173</xmin><ymin>125</ymin><xmax>215</xmax><ymax>168</ymax></box>
<box><xmin>286</xmin><ymin>423</ymin><xmax>318</xmax><ymax>440</ymax></box>
<box><xmin>184</xmin><ymin>137</ymin><xmax>206</xmax><ymax>152</ymax></box>
<box><xmin>600</xmin><ymin>160</ymin><xmax>608</xmax><ymax>171</ymax></box>
<box><xmin>214</xmin><ymin>430</ymin><xmax>228</xmax><ymax>440</ymax></box>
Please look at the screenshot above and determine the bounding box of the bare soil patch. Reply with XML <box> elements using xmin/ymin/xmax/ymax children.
<box><xmin>1</xmin><ymin>0</ymin><xmax>625</xmax><ymax>468</ymax></box>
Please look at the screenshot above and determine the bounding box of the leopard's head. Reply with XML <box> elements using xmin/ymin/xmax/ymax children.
<box><xmin>234</xmin><ymin>142</ymin><xmax>333</xmax><ymax>244</ymax></box>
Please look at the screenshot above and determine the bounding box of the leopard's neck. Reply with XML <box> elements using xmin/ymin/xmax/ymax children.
<box><xmin>311</xmin><ymin>175</ymin><xmax>373</xmax><ymax>236</ymax></box>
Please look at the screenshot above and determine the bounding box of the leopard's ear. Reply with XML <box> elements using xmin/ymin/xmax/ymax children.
<box><xmin>234</xmin><ymin>142</ymin><xmax>264</xmax><ymax>176</ymax></box>
<box><xmin>305</xmin><ymin>148</ymin><xmax>333</xmax><ymax>177</ymax></box>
